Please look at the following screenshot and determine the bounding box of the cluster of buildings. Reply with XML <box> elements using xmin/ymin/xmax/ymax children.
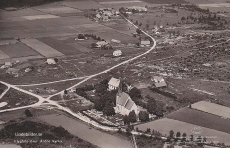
<box><xmin>107</xmin><ymin>76</ymin><xmax>167</xmax><ymax>116</ymax></box>
<box><xmin>108</xmin><ymin>77</ymin><xmax>139</xmax><ymax>116</ymax></box>
<box><xmin>95</xmin><ymin>8</ymin><xmax>120</xmax><ymax>22</ymax></box>
<box><xmin>125</xmin><ymin>6</ymin><xmax>147</xmax><ymax>14</ymax></box>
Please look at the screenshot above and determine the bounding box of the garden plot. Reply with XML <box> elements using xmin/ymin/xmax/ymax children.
<box><xmin>166</xmin><ymin>107</ymin><xmax>230</xmax><ymax>134</ymax></box>
<box><xmin>21</xmin><ymin>39</ymin><xmax>64</xmax><ymax>58</ymax></box>
<box><xmin>192</xmin><ymin>101</ymin><xmax>230</xmax><ymax>119</ymax></box>
<box><xmin>0</xmin><ymin>51</ymin><xmax>10</xmax><ymax>59</ymax></box>
<box><xmin>0</xmin><ymin>42</ymin><xmax>39</xmax><ymax>58</ymax></box>
<box><xmin>23</xmin><ymin>15</ymin><xmax>59</xmax><ymax>20</ymax></box>
<box><xmin>135</xmin><ymin>118</ymin><xmax>230</xmax><ymax>145</ymax></box>
<box><xmin>60</xmin><ymin>1</ymin><xmax>104</xmax><ymax>10</ymax></box>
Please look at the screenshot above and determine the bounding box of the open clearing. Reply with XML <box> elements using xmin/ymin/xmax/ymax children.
<box><xmin>135</xmin><ymin>118</ymin><xmax>230</xmax><ymax>145</ymax></box>
<box><xmin>21</xmin><ymin>39</ymin><xmax>64</xmax><ymax>57</ymax></box>
<box><xmin>166</xmin><ymin>107</ymin><xmax>230</xmax><ymax>134</ymax></box>
<box><xmin>191</xmin><ymin>101</ymin><xmax>230</xmax><ymax>119</ymax></box>
<box><xmin>0</xmin><ymin>42</ymin><xmax>39</xmax><ymax>58</ymax></box>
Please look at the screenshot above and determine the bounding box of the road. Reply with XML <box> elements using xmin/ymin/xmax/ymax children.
<box><xmin>0</xmin><ymin>15</ymin><xmax>156</xmax><ymax>134</ymax></box>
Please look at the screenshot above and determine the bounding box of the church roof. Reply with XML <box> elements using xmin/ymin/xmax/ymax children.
<box><xmin>117</xmin><ymin>92</ymin><xmax>129</xmax><ymax>106</ymax></box>
<box><xmin>125</xmin><ymin>99</ymin><xmax>135</xmax><ymax>110</ymax></box>
<box><xmin>117</xmin><ymin>92</ymin><xmax>135</xmax><ymax>110</ymax></box>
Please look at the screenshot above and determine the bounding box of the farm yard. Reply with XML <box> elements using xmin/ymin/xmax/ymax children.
<box><xmin>135</xmin><ymin>118</ymin><xmax>230</xmax><ymax>145</ymax></box>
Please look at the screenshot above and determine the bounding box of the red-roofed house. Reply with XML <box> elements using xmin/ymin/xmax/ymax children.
<box><xmin>114</xmin><ymin>91</ymin><xmax>139</xmax><ymax>115</ymax></box>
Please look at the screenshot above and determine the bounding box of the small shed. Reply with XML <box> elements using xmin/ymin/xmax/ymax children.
<box><xmin>151</xmin><ymin>76</ymin><xmax>167</xmax><ymax>88</ymax></box>
<box><xmin>140</xmin><ymin>40</ymin><xmax>150</xmax><ymax>47</ymax></box>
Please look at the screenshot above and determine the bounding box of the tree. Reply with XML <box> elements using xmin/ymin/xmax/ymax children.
<box><xmin>25</xmin><ymin>109</ymin><xmax>33</xmax><ymax>117</ymax></box>
<box><xmin>176</xmin><ymin>132</ymin><xmax>181</xmax><ymax>138</ymax></box>
<box><xmin>136</xmin><ymin>28</ymin><xmax>142</xmax><ymax>34</ymax></box>
<box><xmin>91</xmin><ymin>43</ymin><xmax>97</xmax><ymax>48</ymax></box>
<box><xmin>64</xmin><ymin>89</ymin><xmax>68</xmax><ymax>95</ymax></box>
<box><xmin>123</xmin><ymin>115</ymin><xmax>130</xmax><ymax>125</ymax></box>
<box><xmin>94</xmin><ymin>98</ymin><xmax>106</xmax><ymax>111</ymax></box>
<box><xmin>128</xmin><ymin>110</ymin><xmax>137</xmax><ymax>123</ymax></box>
<box><xmin>139</xmin><ymin>111</ymin><xmax>149</xmax><ymax>122</ymax></box>
<box><xmin>169</xmin><ymin>130</ymin><xmax>174</xmax><ymax>139</ymax></box>
<box><xmin>78</xmin><ymin>34</ymin><xmax>85</xmax><ymax>39</ymax></box>
<box><xmin>147</xmin><ymin>98</ymin><xmax>157</xmax><ymax>114</ymax></box>
<box><xmin>103</xmin><ymin>102</ymin><xmax>115</xmax><ymax>116</ymax></box>
<box><xmin>128</xmin><ymin>87</ymin><xmax>141</xmax><ymax>103</ymax></box>
<box><xmin>182</xmin><ymin>133</ymin><xmax>187</xmax><ymax>142</ymax></box>
<box><xmin>54</xmin><ymin>58</ymin><xmax>58</xmax><ymax>63</ymax></box>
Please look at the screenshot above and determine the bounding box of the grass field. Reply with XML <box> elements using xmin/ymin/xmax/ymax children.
<box><xmin>135</xmin><ymin>118</ymin><xmax>230</xmax><ymax>145</ymax></box>
<box><xmin>166</xmin><ymin>107</ymin><xmax>230</xmax><ymax>134</ymax></box>
<box><xmin>0</xmin><ymin>42</ymin><xmax>39</xmax><ymax>58</ymax></box>
<box><xmin>191</xmin><ymin>101</ymin><xmax>230</xmax><ymax>119</ymax></box>
<box><xmin>20</xmin><ymin>39</ymin><xmax>64</xmax><ymax>57</ymax></box>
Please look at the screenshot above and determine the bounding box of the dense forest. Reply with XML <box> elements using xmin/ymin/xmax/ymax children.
<box><xmin>0</xmin><ymin>0</ymin><xmax>62</xmax><ymax>8</ymax></box>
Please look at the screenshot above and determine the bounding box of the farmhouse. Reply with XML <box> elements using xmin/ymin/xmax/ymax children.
<box><xmin>108</xmin><ymin>77</ymin><xmax>120</xmax><ymax>91</ymax></box>
<box><xmin>1</xmin><ymin>62</ymin><xmax>13</xmax><ymax>69</ymax></box>
<box><xmin>151</xmin><ymin>76</ymin><xmax>167</xmax><ymax>88</ymax></box>
<box><xmin>140</xmin><ymin>40</ymin><xmax>150</xmax><ymax>47</ymax></box>
<box><xmin>114</xmin><ymin>91</ymin><xmax>139</xmax><ymax>116</ymax></box>
<box><xmin>113</xmin><ymin>50</ymin><xmax>122</xmax><ymax>57</ymax></box>
<box><xmin>6</xmin><ymin>68</ymin><xmax>20</xmax><ymax>75</ymax></box>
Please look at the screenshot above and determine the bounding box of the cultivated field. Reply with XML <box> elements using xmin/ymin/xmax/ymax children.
<box><xmin>21</xmin><ymin>39</ymin><xmax>64</xmax><ymax>57</ymax></box>
<box><xmin>0</xmin><ymin>51</ymin><xmax>10</xmax><ymax>60</ymax></box>
<box><xmin>60</xmin><ymin>1</ymin><xmax>104</xmax><ymax>10</ymax></box>
<box><xmin>0</xmin><ymin>42</ymin><xmax>39</xmax><ymax>58</ymax></box>
<box><xmin>166</xmin><ymin>107</ymin><xmax>230</xmax><ymax>134</ymax></box>
<box><xmin>135</xmin><ymin>118</ymin><xmax>230</xmax><ymax>145</ymax></box>
<box><xmin>38</xmin><ymin>37</ymin><xmax>83</xmax><ymax>55</ymax></box>
<box><xmin>191</xmin><ymin>101</ymin><xmax>230</xmax><ymax>119</ymax></box>
<box><xmin>33</xmin><ymin>3</ymin><xmax>82</xmax><ymax>15</ymax></box>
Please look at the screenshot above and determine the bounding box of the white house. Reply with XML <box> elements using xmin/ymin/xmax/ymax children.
<box><xmin>140</xmin><ymin>40</ymin><xmax>150</xmax><ymax>47</ymax></box>
<box><xmin>113</xmin><ymin>50</ymin><xmax>122</xmax><ymax>57</ymax></box>
<box><xmin>114</xmin><ymin>91</ymin><xmax>139</xmax><ymax>116</ymax></box>
<box><xmin>151</xmin><ymin>76</ymin><xmax>167</xmax><ymax>88</ymax></box>
<box><xmin>108</xmin><ymin>77</ymin><xmax>120</xmax><ymax>91</ymax></box>
<box><xmin>47</xmin><ymin>58</ymin><xmax>57</xmax><ymax>65</ymax></box>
